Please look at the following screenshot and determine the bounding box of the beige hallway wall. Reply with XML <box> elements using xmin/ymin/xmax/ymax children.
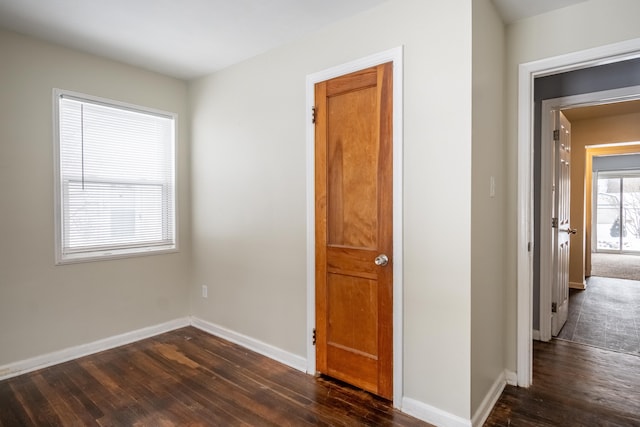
<box><xmin>471</xmin><ymin>0</ymin><xmax>507</xmax><ymax>417</ymax></box>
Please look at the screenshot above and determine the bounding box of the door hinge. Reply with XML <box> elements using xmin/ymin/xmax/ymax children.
<box><xmin>527</xmin><ymin>241</ymin><xmax>532</xmax><ymax>252</ymax></box>
<box><xmin>312</xmin><ymin>328</ymin><xmax>316</xmax><ymax>345</ymax></box>
<box><xmin>552</xmin><ymin>302</ymin><xmax>557</xmax><ymax>313</ymax></box>
<box><xmin>312</xmin><ymin>106</ymin><xmax>317</xmax><ymax>124</ymax></box>
<box><xmin>551</xmin><ymin>217</ymin><xmax>558</xmax><ymax>228</ymax></box>
<box><xmin>553</xmin><ymin>129</ymin><xmax>560</xmax><ymax>141</ymax></box>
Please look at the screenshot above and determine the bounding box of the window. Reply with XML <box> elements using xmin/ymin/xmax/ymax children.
<box><xmin>594</xmin><ymin>170</ymin><xmax>640</xmax><ymax>254</ymax></box>
<box><xmin>54</xmin><ymin>89</ymin><xmax>176</xmax><ymax>263</ymax></box>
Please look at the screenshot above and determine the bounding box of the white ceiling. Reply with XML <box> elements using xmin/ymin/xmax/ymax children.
<box><xmin>0</xmin><ymin>0</ymin><xmax>590</xmax><ymax>81</ymax></box>
<box><xmin>492</xmin><ymin>0</ymin><xmax>588</xmax><ymax>23</ymax></box>
<box><xmin>0</xmin><ymin>0</ymin><xmax>388</xmax><ymax>79</ymax></box>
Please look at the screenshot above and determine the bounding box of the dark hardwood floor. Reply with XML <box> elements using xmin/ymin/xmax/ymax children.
<box><xmin>6</xmin><ymin>326</ymin><xmax>639</xmax><ymax>426</ymax></box>
<box><xmin>485</xmin><ymin>339</ymin><xmax>640</xmax><ymax>426</ymax></box>
<box><xmin>0</xmin><ymin>327</ymin><xmax>431</xmax><ymax>426</ymax></box>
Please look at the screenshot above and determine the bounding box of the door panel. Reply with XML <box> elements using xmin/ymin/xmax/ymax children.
<box><xmin>327</xmin><ymin>85</ymin><xmax>378</xmax><ymax>248</ymax></box>
<box><xmin>552</xmin><ymin>111</ymin><xmax>571</xmax><ymax>336</ymax></box>
<box><xmin>315</xmin><ymin>63</ymin><xmax>393</xmax><ymax>399</ymax></box>
<box><xmin>327</xmin><ymin>274</ymin><xmax>378</xmax><ymax>391</ymax></box>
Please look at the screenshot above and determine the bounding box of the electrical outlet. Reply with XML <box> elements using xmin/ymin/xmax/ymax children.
<box><xmin>202</xmin><ymin>285</ymin><xmax>208</xmax><ymax>298</ymax></box>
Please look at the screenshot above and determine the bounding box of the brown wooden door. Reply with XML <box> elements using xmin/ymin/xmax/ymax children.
<box><xmin>314</xmin><ymin>62</ymin><xmax>393</xmax><ymax>400</ymax></box>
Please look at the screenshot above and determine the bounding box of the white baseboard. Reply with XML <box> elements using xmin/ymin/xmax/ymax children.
<box><xmin>532</xmin><ymin>329</ymin><xmax>541</xmax><ymax>341</ymax></box>
<box><xmin>0</xmin><ymin>317</ymin><xmax>190</xmax><ymax>381</ymax></box>
<box><xmin>505</xmin><ymin>370</ymin><xmax>518</xmax><ymax>386</ymax></box>
<box><xmin>2</xmin><ymin>314</ymin><xmax>511</xmax><ymax>427</ymax></box>
<box><xmin>402</xmin><ymin>397</ymin><xmax>472</xmax><ymax>427</ymax></box>
<box><xmin>471</xmin><ymin>372</ymin><xmax>506</xmax><ymax>427</ymax></box>
<box><xmin>192</xmin><ymin>316</ymin><xmax>491</xmax><ymax>427</ymax></box>
<box><xmin>190</xmin><ymin>317</ymin><xmax>307</xmax><ymax>373</ymax></box>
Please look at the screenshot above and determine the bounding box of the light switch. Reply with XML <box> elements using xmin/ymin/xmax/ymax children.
<box><xmin>490</xmin><ymin>176</ymin><xmax>496</xmax><ymax>198</ymax></box>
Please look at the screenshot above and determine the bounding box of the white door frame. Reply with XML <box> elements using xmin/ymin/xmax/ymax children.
<box><xmin>517</xmin><ymin>38</ymin><xmax>640</xmax><ymax>387</ymax></box>
<box><xmin>305</xmin><ymin>46</ymin><xmax>404</xmax><ymax>407</ymax></box>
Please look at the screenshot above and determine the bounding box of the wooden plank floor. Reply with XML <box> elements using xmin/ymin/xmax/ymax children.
<box><xmin>0</xmin><ymin>327</ymin><xmax>431</xmax><ymax>426</ymax></box>
<box><xmin>485</xmin><ymin>339</ymin><xmax>640</xmax><ymax>426</ymax></box>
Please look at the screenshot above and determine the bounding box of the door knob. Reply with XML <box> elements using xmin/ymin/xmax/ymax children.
<box><xmin>565</xmin><ymin>228</ymin><xmax>577</xmax><ymax>235</ymax></box>
<box><xmin>374</xmin><ymin>254</ymin><xmax>389</xmax><ymax>266</ymax></box>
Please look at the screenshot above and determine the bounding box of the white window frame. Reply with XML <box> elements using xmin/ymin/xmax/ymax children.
<box><xmin>593</xmin><ymin>169</ymin><xmax>640</xmax><ymax>254</ymax></box>
<box><xmin>53</xmin><ymin>89</ymin><xmax>178</xmax><ymax>264</ymax></box>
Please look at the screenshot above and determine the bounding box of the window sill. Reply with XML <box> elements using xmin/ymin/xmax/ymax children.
<box><xmin>55</xmin><ymin>245</ymin><xmax>178</xmax><ymax>265</ymax></box>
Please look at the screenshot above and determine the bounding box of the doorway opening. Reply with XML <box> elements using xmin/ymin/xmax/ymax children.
<box><xmin>539</xmin><ymin>102</ymin><xmax>640</xmax><ymax>354</ymax></box>
<box><xmin>584</xmin><ymin>142</ymin><xmax>640</xmax><ymax>281</ymax></box>
<box><xmin>592</xmin><ymin>162</ymin><xmax>640</xmax><ymax>280</ymax></box>
<box><xmin>554</xmin><ymin>136</ymin><xmax>640</xmax><ymax>356</ymax></box>
<box><xmin>537</xmin><ymin>97</ymin><xmax>640</xmax><ymax>343</ymax></box>
<box><xmin>517</xmin><ymin>40</ymin><xmax>640</xmax><ymax>386</ymax></box>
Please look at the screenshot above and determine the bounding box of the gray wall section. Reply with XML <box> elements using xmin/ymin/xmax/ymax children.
<box><xmin>533</xmin><ymin>58</ymin><xmax>640</xmax><ymax>330</ymax></box>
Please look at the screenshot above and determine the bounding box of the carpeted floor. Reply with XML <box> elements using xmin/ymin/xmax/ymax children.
<box><xmin>591</xmin><ymin>252</ymin><xmax>640</xmax><ymax>281</ymax></box>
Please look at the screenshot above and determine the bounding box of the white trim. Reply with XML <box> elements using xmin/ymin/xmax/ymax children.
<box><xmin>471</xmin><ymin>372</ymin><xmax>507</xmax><ymax>427</ymax></box>
<box><xmin>538</xmin><ymin>100</ymin><xmax>556</xmax><ymax>343</ymax></box>
<box><xmin>516</xmin><ymin>54</ymin><xmax>534</xmax><ymax>388</ymax></box>
<box><xmin>516</xmin><ymin>37</ymin><xmax>640</xmax><ymax>387</ymax></box>
<box><xmin>0</xmin><ymin>316</ymin><xmax>307</xmax><ymax>382</ymax></box>
<box><xmin>402</xmin><ymin>397</ymin><xmax>471</xmax><ymax>427</ymax></box>
<box><xmin>191</xmin><ymin>317</ymin><xmax>307</xmax><ymax>372</ymax></box>
<box><xmin>305</xmin><ymin>46</ymin><xmax>404</xmax><ymax>407</ymax></box>
<box><xmin>0</xmin><ymin>317</ymin><xmax>190</xmax><ymax>381</ymax></box>
<box><xmin>305</xmin><ymin>68</ymin><xmax>316</xmax><ymax>376</ymax></box>
<box><xmin>505</xmin><ymin>370</ymin><xmax>518</xmax><ymax>386</ymax></box>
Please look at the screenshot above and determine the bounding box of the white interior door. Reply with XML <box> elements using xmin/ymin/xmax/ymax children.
<box><xmin>551</xmin><ymin>110</ymin><xmax>573</xmax><ymax>336</ymax></box>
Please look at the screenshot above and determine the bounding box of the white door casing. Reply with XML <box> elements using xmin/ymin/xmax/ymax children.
<box><xmin>305</xmin><ymin>46</ymin><xmax>404</xmax><ymax>407</ymax></box>
<box><xmin>517</xmin><ymin>37</ymin><xmax>640</xmax><ymax>387</ymax></box>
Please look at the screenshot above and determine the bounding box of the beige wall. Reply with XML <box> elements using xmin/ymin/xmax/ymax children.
<box><xmin>21</xmin><ymin>0</ymin><xmax>640</xmax><ymax>419</ymax></box>
<box><xmin>0</xmin><ymin>1</ymin><xmax>483</xmax><ymax>420</ymax></box>
<box><xmin>0</xmin><ymin>29</ymin><xmax>191</xmax><ymax>366</ymax></box>
<box><xmin>569</xmin><ymin>112</ymin><xmax>640</xmax><ymax>285</ymax></box>
<box><xmin>471</xmin><ymin>0</ymin><xmax>506</xmax><ymax>417</ymax></box>
<box><xmin>506</xmin><ymin>0</ymin><xmax>640</xmax><ymax>370</ymax></box>
<box><xmin>190</xmin><ymin>0</ymin><xmax>474</xmax><ymax>418</ymax></box>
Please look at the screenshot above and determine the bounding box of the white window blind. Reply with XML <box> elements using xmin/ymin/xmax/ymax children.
<box><xmin>54</xmin><ymin>90</ymin><xmax>176</xmax><ymax>263</ymax></box>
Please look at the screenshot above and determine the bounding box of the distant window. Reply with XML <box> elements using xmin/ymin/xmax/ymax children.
<box><xmin>54</xmin><ymin>89</ymin><xmax>176</xmax><ymax>263</ymax></box>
